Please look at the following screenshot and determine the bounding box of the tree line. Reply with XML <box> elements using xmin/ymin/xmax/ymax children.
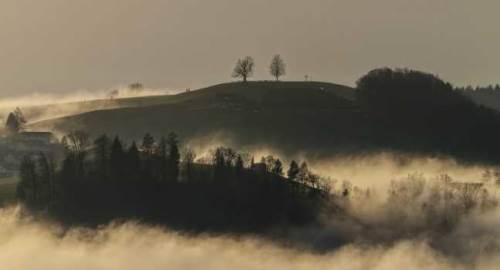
<box><xmin>17</xmin><ymin>131</ymin><xmax>329</xmax><ymax>231</ymax></box>
<box><xmin>354</xmin><ymin>68</ymin><xmax>500</xmax><ymax>163</ymax></box>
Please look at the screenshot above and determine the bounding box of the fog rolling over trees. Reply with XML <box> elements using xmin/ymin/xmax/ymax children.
<box><xmin>4</xmin><ymin>1</ymin><xmax>500</xmax><ymax>269</ymax></box>
<box><xmin>9</xmin><ymin>65</ymin><xmax>500</xmax><ymax>269</ymax></box>
<box><xmin>17</xmin><ymin>131</ymin><xmax>329</xmax><ymax>230</ymax></box>
<box><xmin>6</xmin><ymin>38</ymin><xmax>500</xmax><ymax>270</ymax></box>
<box><xmin>11</xmin><ymin>143</ymin><xmax>500</xmax><ymax>269</ymax></box>
<box><xmin>15</xmin><ymin>130</ymin><xmax>500</xmax><ymax>260</ymax></box>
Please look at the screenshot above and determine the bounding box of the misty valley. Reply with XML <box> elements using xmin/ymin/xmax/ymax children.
<box><xmin>1</xmin><ymin>67</ymin><xmax>500</xmax><ymax>269</ymax></box>
<box><xmin>2</xmin><ymin>1</ymin><xmax>500</xmax><ymax>267</ymax></box>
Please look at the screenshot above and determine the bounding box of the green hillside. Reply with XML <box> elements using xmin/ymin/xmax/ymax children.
<box><xmin>13</xmin><ymin>81</ymin><xmax>353</xmax><ymax>124</ymax></box>
<box><xmin>32</xmin><ymin>81</ymin><xmax>357</xmax><ymax>155</ymax></box>
<box><xmin>31</xmin><ymin>78</ymin><xmax>500</xmax><ymax>163</ymax></box>
<box><xmin>12</xmin><ymin>93</ymin><xmax>175</xmax><ymax>124</ymax></box>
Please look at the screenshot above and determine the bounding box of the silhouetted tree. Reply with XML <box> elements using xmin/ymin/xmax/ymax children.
<box><xmin>232</xmin><ymin>56</ymin><xmax>254</xmax><ymax>82</ymax></box>
<box><xmin>212</xmin><ymin>147</ymin><xmax>236</xmax><ymax>181</ymax></box>
<box><xmin>156</xmin><ymin>137</ymin><xmax>168</xmax><ymax>182</ymax></box>
<box><xmin>141</xmin><ymin>133</ymin><xmax>156</xmax><ymax>178</ymax></box>
<box><xmin>167</xmin><ymin>132</ymin><xmax>180</xmax><ymax>182</ymax></box>
<box><xmin>110</xmin><ymin>136</ymin><xmax>125</xmax><ymax>178</ymax></box>
<box><xmin>271</xmin><ymin>159</ymin><xmax>283</xmax><ymax>176</ymax></box>
<box><xmin>235</xmin><ymin>155</ymin><xmax>244</xmax><ymax>176</ymax></box>
<box><xmin>213</xmin><ymin>148</ymin><xmax>226</xmax><ymax>178</ymax></box>
<box><xmin>126</xmin><ymin>141</ymin><xmax>141</xmax><ymax>179</ymax></box>
<box><xmin>37</xmin><ymin>152</ymin><xmax>56</xmax><ymax>203</ymax></box>
<box><xmin>17</xmin><ymin>155</ymin><xmax>38</xmax><ymax>204</ymax></box>
<box><xmin>94</xmin><ymin>134</ymin><xmax>111</xmax><ymax>179</ymax></box>
<box><xmin>183</xmin><ymin>148</ymin><xmax>196</xmax><ymax>182</ymax></box>
<box><xmin>66</xmin><ymin>130</ymin><xmax>90</xmax><ymax>177</ymax></box>
<box><xmin>297</xmin><ymin>162</ymin><xmax>310</xmax><ymax>184</ymax></box>
<box><xmin>5</xmin><ymin>113</ymin><xmax>21</xmax><ymax>134</ymax></box>
<box><xmin>141</xmin><ymin>133</ymin><xmax>156</xmax><ymax>156</ymax></box>
<box><xmin>66</xmin><ymin>131</ymin><xmax>90</xmax><ymax>155</ymax></box>
<box><xmin>287</xmin><ymin>161</ymin><xmax>300</xmax><ymax>181</ymax></box>
<box><xmin>270</xmin><ymin>54</ymin><xmax>286</xmax><ymax>81</ymax></box>
<box><xmin>18</xmin><ymin>132</ymin><xmax>331</xmax><ymax>232</ymax></box>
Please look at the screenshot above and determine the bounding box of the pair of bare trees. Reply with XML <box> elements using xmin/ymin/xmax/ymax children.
<box><xmin>232</xmin><ymin>55</ymin><xmax>286</xmax><ymax>82</ymax></box>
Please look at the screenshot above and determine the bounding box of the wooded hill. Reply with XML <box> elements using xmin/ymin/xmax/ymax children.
<box><xmin>32</xmin><ymin>70</ymin><xmax>500</xmax><ymax>164</ymax></box>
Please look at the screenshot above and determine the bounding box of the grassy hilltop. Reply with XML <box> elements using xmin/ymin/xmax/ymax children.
<box><xmin>32</xmin><ymin>81</ymin><xmax>360</xmax><ymax>155</ymax></box>
<box><xmin>31</xmin><ymin>75</ymin><xmax>500</xmax><ymax>163</ymax></box>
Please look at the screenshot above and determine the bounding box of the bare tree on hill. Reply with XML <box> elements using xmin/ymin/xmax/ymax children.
<box><xmin>232</xmin><ymin>56</ymin><xmax>254</xmax><ymax>82</ymax></box>
<box><xmin>270</xmin><ymin>54</ymin><xmax>286</xmax><ymax>81</ymax></box>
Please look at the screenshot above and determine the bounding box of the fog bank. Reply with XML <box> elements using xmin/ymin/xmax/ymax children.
<box><xmin>2</xmin><ymin>200</ymin><xmax>500</xmax><ymax>270</ymax></box>
<box><xmin>0</xmin><ymin>86</ymin><xmax>177</xmax><ymax>124</ymax></box>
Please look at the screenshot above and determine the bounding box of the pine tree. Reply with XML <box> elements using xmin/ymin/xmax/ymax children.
<box><xmin>235</xmin><ymin>155</ymin><xmax>244</xmax><ymax>176</ymax></box>
<box><xmin>110</xmin><ymin>136</ymin><xmax>125</xmax><ymax>178</ymax></box>
<box><xmin>167</xmin><ymin>132</ymin><xmax>180</xmax><ymax>182</ymax></box>
<box><xmin>184</xmin><ymin>149</ymin><xmax>196</xmax><ymax>182</ymax></box>
<box><xmin>157</xmin><ymin>137</ymin><xmax>168</xmax><ymax>181</ymax></box>
<box><xmin>93</xmin><ymin>134</ymin><xmax>111</xmax><ymax>179</ymax></box>
<box><xmin>17</xmin><ymin>155</ymin><xmax>38</xmax><ymax>203</ymax></box>
<box><xmin>126</xmin><ymin>141</ymin><xmax>141</xmax><ymax>179</ymax></box>
<box><xmin>297</xmin><ymin>162</ymin><xmax>310</xmax><ymax>184</ymax></box>
<box><xmin>272</xmin><ymin>159</ymin><xmax>284</xmax><ymax>176</ymax></box>
<box><xmin>287</xmin><ymin>161</ymin><xmax>300</xmax><ymax>181</ymax></box>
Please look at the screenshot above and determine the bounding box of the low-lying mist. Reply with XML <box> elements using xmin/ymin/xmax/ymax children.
<box><xmin>185</xmin><ymin>133</ymin><xmax>497</xmax><ymax>190</ymax></box>
<box><xmin>6</xmin><ymin>130</ymin><xmax>500</xmax><ymax>269</ymax></box>
<box><xmin>311</xmin><ymin>153</ymin><xmax>497</xmax><ymax>191</ymax></box>
<box><xmin>0</xmin><ymin>86</ymin><xmax>177</xmax><ymax>124</ymax></box>
<box><xmin>2</xmin><ymin>199</ymin><xmax>500</xmax><ymax>270</ymax></box>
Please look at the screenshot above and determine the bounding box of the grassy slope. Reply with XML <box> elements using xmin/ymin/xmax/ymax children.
<box><xmin>18</xmin><ymin>81</ymin><xmax>353</xmax><ymax>122</ymax></box>
<box><xmin>32</xmin><ymin>81</ymin><xmax>362</xmax><ymax>156</ymax></box>
<box><xmin>17</xmin><ymin>93</ymin><xmax>176</xmax><ymax>124</ymax></box>
<box><xmin>25</xmin><ymin>80</ymin><xmax>500</xmax><ymax>163</ymax></box>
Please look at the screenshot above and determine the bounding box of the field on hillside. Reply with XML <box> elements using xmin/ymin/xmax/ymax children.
<box><xmin>30</xmin><ymin>80</ymin><xmax>500</xmax><ymax>164</ymax></box>
<box><xmin>6</xmin><ymin>81</ymin><xmax>353</xmax><ymax>125</ymax></box>
<box><xmin>32</xmin><ymin>81</ymin><xmax>359</xmax><ymax>157</ymax></box>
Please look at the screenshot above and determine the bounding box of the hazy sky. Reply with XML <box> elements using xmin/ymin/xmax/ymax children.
<box><xmin>0</xmin><ymin>0</ymin><xmax>499</xmax><ymax>98</ymax></box>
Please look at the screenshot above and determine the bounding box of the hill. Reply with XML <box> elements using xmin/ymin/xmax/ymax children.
<box><xmin>4</xmin><ymin>93</ymin><xmax>176</xmax><ymax>124</ymax></box>
<box><xmin>32</xmin><ymin>81</ymin><xmax>357</xmax><ymax>153</ymax></box>
<box><xmin>7</xmin><ymin>81</ymin><xmax>353</xmax><ymax>124</ymax></box>
<box><xmin>31</xmin><ymin>78</ymin><xmax>500</xmax><ymax>163</ymax></box>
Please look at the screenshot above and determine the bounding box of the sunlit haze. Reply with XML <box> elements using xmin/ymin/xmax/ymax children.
<box><xmin>0</xmin><ymin>0</ymin><xmax>499</xmax><ymax>97</ymax></box>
